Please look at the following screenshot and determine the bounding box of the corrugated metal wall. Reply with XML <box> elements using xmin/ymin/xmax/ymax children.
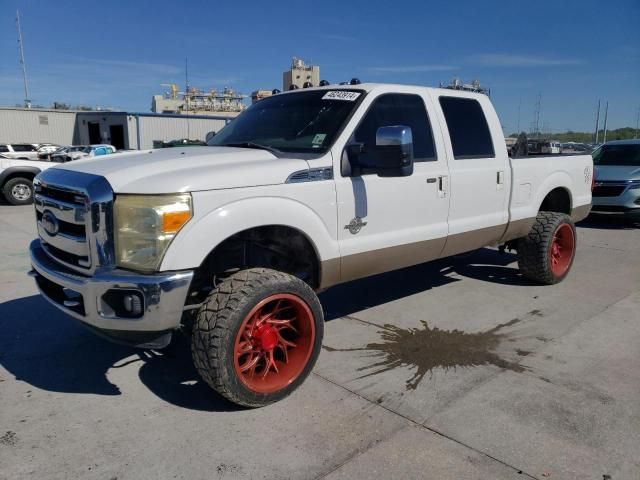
<box><xmin>0</xmin><ymin>108</ymin><xmax>77</xmax><ymax>145</ymax></box>
<box><xmin>132</xmin><ymin>115</ymin><xmax>229</xmax><ymax>149</ymax></box>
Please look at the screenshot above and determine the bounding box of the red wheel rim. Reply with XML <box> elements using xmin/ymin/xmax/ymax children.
<box><xmin>233</xmin><ymin>293</ymin><xmax>315</xmax><ymax>394</ymax></box>
<box><xmin>549</xmin><ymin>223</ymin><xmax>575</xmax><ymax>277</ymax></box>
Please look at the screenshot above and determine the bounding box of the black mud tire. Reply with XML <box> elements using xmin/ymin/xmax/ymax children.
<box><xmin>3</xmin><ymin>177</ymin><xmax>34</xmax><ymax>205</ymax></box>
<box><xmin>191</xmin><ymin>268</ymin><xmax>324</xmax><ymax>408</ymax></box>
<box><xmin>516</xmin><ymin>211</ymin><xmax>576</xmax><ymax>285</ymax></box>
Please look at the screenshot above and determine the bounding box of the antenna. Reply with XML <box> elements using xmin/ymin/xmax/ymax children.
<box><xmin>16</xmin><ymin>10</ymin><xmax>31</xmax><ymax>108</ymax></box>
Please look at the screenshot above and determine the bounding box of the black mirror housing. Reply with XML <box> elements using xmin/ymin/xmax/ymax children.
<box><xmin>374</xmin><ymin>125</ymin><xmax>414</xmax><ymax>177</ymax></box>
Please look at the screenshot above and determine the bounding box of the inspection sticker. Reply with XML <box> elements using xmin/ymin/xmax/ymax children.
<box><xmin>322</xmin><ymin>91</ymin><xmax>361</xmax><ymax>101</ymax></box>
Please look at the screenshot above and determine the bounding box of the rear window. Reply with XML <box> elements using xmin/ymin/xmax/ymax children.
<box><xmin>439</xmin><ymin>97</ymin><xmax>495</xmax><ymax>159</ymax></box>
<box><xmin>593</xmin><ymin>144</ymin><xmax>640</xmax><ymax>166</ymax></box>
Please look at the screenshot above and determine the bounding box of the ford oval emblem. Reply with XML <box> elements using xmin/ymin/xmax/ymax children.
<box><xmin>41</xmin><ymin>211</ymin><xmax>60</xmax><ymax>236</ymax></box>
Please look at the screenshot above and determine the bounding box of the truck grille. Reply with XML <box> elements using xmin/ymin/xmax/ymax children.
<box><xmin>33</xmin><ymin>170</ymin><xmax>114</xmax><ymax>275</ymax></box>
<box><xmin>34</xmin><ymin>184</ymin><xmax>91</xmax><ymax>271</ymax></box>
<box><xmin>592</xmin><ymin>183</ymin><xmax>626</xmax><ymax>197</ymax></box>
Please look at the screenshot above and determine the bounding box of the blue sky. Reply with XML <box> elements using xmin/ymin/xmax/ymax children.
<box><xmin>1</xmin><ymin>0</ymin><xmax>638</xmax><ymax>133</ymax></box>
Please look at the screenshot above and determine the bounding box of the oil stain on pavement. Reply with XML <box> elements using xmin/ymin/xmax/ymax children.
<box><xmin>323</xmin><ymin>316</ymin><xmax>534</xmax><ymax>391</ymax></box>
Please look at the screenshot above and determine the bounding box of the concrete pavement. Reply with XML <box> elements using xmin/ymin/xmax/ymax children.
<box><xmin>1</xmin><ymin>205</ymin><xmax>638</xmax><ymax>479</ymax></box>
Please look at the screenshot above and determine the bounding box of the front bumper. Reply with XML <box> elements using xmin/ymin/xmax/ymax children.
<box><xmin>29</xmin><ymin>239</ymin><xmax>194</xmax><ymax>346</ymax></box>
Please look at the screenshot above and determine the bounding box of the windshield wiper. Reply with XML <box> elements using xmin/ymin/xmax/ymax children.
<box><xmin>224</xmin><ymin>142</ymin><xmax>281</xmax><ymax>156</ymax></box>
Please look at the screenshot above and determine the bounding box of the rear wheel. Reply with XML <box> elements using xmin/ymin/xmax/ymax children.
<box><xmin>3</xmin><ymin>177</ymin><xmax>34</xmax><ymax>205</ymax></box>
<box><xmin>191</xmin><ymin>268</ymin><xmax>323</xmax><ymax>407</ymax></box>
<box><xmin>516</xmin><ymin>211</ymin><xmax>576</xmax><ymax>284</ymax></box>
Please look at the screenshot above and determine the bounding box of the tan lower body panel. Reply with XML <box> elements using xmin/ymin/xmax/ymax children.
<box><xmin>319</xmin><ymin>206</ymin><xmax>590</xmax><ymax>289</ymax></box>
<box><xmin>338</xmin><ymin>236</ymin><xmax>447</xmax><ymax>284</ymax></box>
<box><xmin>439</xmin><ymin>223</ymin><xmax>507</xmax><ymax>258</ymax></box>
<box><xmin>571</xmin><ymin>203</ymin><xmax>591</xmax><ymax>223</ymax></box>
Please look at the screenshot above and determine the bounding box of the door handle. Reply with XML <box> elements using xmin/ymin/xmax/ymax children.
<box><xmin>438</xmin><ymin>175</ymin><xmax>448</xmax><ymax>198</ymax></box>
<box><xmin>497</xmin><ymin>170</ymin><xmax>505</xmax><ymax>191</ymax></box>
<box><xmin>426</xmin><ymin>177</ymin><xmax>437</xmax><ymax>184</ymax></box>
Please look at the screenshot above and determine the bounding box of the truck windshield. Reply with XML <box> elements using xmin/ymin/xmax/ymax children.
<box><xmin>208</xmin><ymin>90</ymin><xmax>364</xmax><ymax>153</ymax></box>
<box><xmin>593</xmin><ymin>144</ymin><xmax>640</xmax><ymax>166</ymax></box>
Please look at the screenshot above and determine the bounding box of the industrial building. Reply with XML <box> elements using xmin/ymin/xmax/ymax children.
<box><xmin>0</xmin><ymin>107</ymin><xmax>231</xmax><ymax>150</ymax></box>
<box><xmin>283</xmin><ymin>57</ymin><xmax>320</xmax><ymax>90</ymax></box>
<box><xmin>151</xmin><ymin>84</ymin><xmax>246</xmax><ymax>117</ymax></box>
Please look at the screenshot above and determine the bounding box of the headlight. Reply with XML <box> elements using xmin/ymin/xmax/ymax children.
<box><xmin>629</xmin><ymin>181</ymin><xmax>640</xmax><ymax>190</ymax></box>
<box><xmin>114</xmin><ymin>194</ymin><xmax>192</xmax><ymax>272</ymax></box>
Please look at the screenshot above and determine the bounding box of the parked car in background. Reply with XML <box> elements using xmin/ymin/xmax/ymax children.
<box><xmin>44</xmin><ymin>146</ymin><xmax>88</xmax><ymax>162</ymax></box>
<box><xmin>591</xmin><ymin>139</ymin><xmax>640</xmax><ymax>221</ymax></box>
<box><xmin>541</xmin><ymin>141</ymin><xmax>562</xmax><ymax>154</ymax></box>
<box><xmin>66</xmin><ymin>144</ymin><xmax>116</xmax><ymax>161</ymax></box>
<box><xmin>0</xmin><ymin>143</ymin><xmax>40</xmax><ymax>160</ymax></box>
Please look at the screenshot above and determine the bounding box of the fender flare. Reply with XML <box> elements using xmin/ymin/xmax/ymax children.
<box><xmin>160</xmin><ymin>196</ymin><xmax>340</xmax><ymax>273</ymax></box>
<box><xmin>533</xmin><ymin>170</ymin><xmax>574</xmax><ymax>213</ymax></box>
<box><xmin>0</xmin><ymin>166</ymin><xmax>41</xmax><ymax>187</ymax></box>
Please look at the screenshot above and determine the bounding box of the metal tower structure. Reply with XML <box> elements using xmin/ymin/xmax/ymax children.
<box><xmin>16</xmin><ymin>10</ymin><xmax>31</xmax><ymax>108</ymax></box>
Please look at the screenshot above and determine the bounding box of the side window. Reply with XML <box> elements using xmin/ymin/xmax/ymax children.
<box><xmin>13</xmin><ymin>144</ymin><xmax>37</xmax><ymax>152</ymax></box>
<box><xmin>439</xmin><ymin>97</ymin><xmax>495</xmax><ymax>159</ymax></box>
<box><xmin>0</xmin><ymin>145</ymin><xmax>8</xmax><ymax>152</ymax></box>
<box><xmin>95</xmin><ymin>147</ymin><xmax>106</xmax><ymax>156</ymax></box>
<box><xmin>353</xmin><ymin>93</ymin><xmax>436</xmax><ymax>168</ymax></box>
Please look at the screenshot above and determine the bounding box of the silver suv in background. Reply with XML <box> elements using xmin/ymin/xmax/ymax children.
<box><xmin>591</xmin><ymin>140</ymin><xmax>640</xmax><ymax>221</ymax></box>
<box><xmin>0</xmin><ymin>143</ymin><xmax>40</xmax><ymax>160</ymax></box>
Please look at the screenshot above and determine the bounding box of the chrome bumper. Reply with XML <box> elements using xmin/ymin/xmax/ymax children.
<box><xmin>29</xmin><ymin>239</ymin><xmax>193</xmax><ymax>336</ymax></box>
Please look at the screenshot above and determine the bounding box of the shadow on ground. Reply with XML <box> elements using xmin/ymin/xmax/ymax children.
<box><xmin>1</xmin><ymin>248</ymin><xmax>526</xmax><ymax>410</ymax></box>
<box><xmin>578</xmin><ymin>214</ymin><xmax>639</xmax><ymax>230</ymax></box>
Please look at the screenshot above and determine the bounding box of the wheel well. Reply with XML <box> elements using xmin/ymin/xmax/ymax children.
<box><xmin>539</xmin><ymin>187</ymin><xmax>571</xmax><ymax>214</ymax></box>
<box><xmin>189</xmin><ymin>225</ymin><xmax>321</xmax><ymax>300</ymax></box>
<box><xmin>2</xmin><ymin>171</ymin><xmax>37</xmax><ymax>187</ymax></box>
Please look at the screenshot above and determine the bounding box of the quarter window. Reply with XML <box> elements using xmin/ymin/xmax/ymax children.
<box><xmin>353</xmin><ymin>93</ymin><xmax>436</xmax><ymax>168</ymax></box>
<box><xmin>439</xmin><ymin>97</ymin><xmax>495</xmax><ymax>159</ymax></box>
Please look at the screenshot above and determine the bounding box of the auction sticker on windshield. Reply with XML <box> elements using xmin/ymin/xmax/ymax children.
<box><xmin>322</xmin><ymin>91</ymin><xmax>361</xmax><ymax>101</ymax></box>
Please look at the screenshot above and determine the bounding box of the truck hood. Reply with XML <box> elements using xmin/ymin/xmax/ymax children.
<box><xmin>53</xmin><ymin>146</ymin><xmax>308</xmax><ymax>193</ymax></box>
<box><xmin>594</xmin><ymin>165</ymin><xmax>640</xmax><ymax>182</ymax></box>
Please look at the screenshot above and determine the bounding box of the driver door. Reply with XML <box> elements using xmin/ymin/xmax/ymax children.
<box><xmin>334</xmin><ymin>92</ymin><xmax>450</xmax><ymax>282</ymax></box>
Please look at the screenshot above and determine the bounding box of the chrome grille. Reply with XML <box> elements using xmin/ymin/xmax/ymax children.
<box><xmin>33</xmin><ymin>169</ymin><xmax>115</xmax><ymax>275</ymax></box>
<box><xmin>34</xmin><ymin>184</ymin><xmax>91</xmax><ymax>271</ymax></box>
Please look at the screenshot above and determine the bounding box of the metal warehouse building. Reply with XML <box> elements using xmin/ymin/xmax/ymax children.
<box><xmin>0</xmin><ymin>107</ymin><xmax>232</xmax><ymax>150</ymax></box>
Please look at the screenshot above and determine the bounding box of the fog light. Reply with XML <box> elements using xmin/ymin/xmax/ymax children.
<box><xmin>123</xmin><ymin>293</ymin><xmax>143</xmax><ymax>316</ymax></box>
<box><xmin>634</xmin><ymin>197</ymin><xmax>640</xmax><ymax>205</ymax></box>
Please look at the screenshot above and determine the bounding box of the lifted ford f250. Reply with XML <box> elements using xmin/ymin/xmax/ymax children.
<box><xmin>29</xmin><ymin>84</ymin><xmax>592</xmax><ymax>407</ymax></box>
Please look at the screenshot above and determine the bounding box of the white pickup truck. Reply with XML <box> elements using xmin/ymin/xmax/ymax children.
<box><xmin>29</xmin><ymin>83</ymin><xmax>592</xmax><ymax>407</ymax></box>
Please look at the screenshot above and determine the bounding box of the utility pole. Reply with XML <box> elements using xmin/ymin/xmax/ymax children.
<box><xmin>16</xmin><ymin>10</ymin><xmax>31</xmax><ymax>108</ymax></box>
<box><xmin>185</xmin><ymin>57</ymin><xmax>190</xmax><ymax>139</ymax></box>
<box><xmin>635</xmin><ymin>107</ymin><xmax>639</xmax><ymax>139</ymax></box>
<box><xmin>602</xmin><ymin>101</ymin><xmax>609</xmax><ymax>144</ymax></box>
<box><xmin>516</xmin><ymin>96</ymin><xmax>522</xmax><ymax>133</ymax></box>
<box><xmin>533</xmin><ymin>93</ymin><xmax>542</xmax><ymax>138</ymax></box>
<box><xmin>594</xmin><ymin>100</ymin><xmax>600</xmax><ymax>144</ymax></box>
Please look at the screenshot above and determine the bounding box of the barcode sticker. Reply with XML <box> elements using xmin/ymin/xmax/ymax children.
<box><xmin>322</xmin><ymin>91</ymin><xmax>361</xmax><ymax>101</ymax></box>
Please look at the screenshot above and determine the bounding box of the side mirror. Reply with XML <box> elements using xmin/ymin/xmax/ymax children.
<box><xmin>205</xmin><ymin>131</ymin><xmax>216</xmax><ymax>143</ymax></box>
<box><xmin>374</xmin><ymin>125</ymin><xmax>414</xmax><ymax>177</ymax></box>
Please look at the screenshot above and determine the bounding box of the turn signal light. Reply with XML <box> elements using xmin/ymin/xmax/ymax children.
<box><xmin>162</xmin><ymin>210</ymin><xmax>191</xmax><ymax>234</ymax></box>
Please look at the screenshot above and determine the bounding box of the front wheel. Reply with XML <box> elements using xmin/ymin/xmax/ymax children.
<box><xmin>3</xmin><ymin>177</ymin><xmax>34</xmax><ymax>205</ymax></box>
<box><xmin>191</xmin><ymin>268</ymin><xmax>324</xmax><ymax>407</ymax></box>
<box><xmin>516</xmin><ymin>211</ymin><xmax>577</xmax><ymax>285</ymax></box>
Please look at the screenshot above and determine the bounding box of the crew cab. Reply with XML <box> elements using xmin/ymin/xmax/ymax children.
<box><xmin>28</xmin><ymin>83</ymin><xmax>593</xmax><ymax>407</ymax></box>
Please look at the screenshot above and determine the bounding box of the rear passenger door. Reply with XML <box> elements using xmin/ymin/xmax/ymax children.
<box><xmin>335</xmin><ymin>92</ymin><xmax>450</xmax><ymax>282</ymax></box>
<box><xmin>434</xmin><ymin>94</ymin><xmax>509</xmax><ymax>256</ymax></box>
